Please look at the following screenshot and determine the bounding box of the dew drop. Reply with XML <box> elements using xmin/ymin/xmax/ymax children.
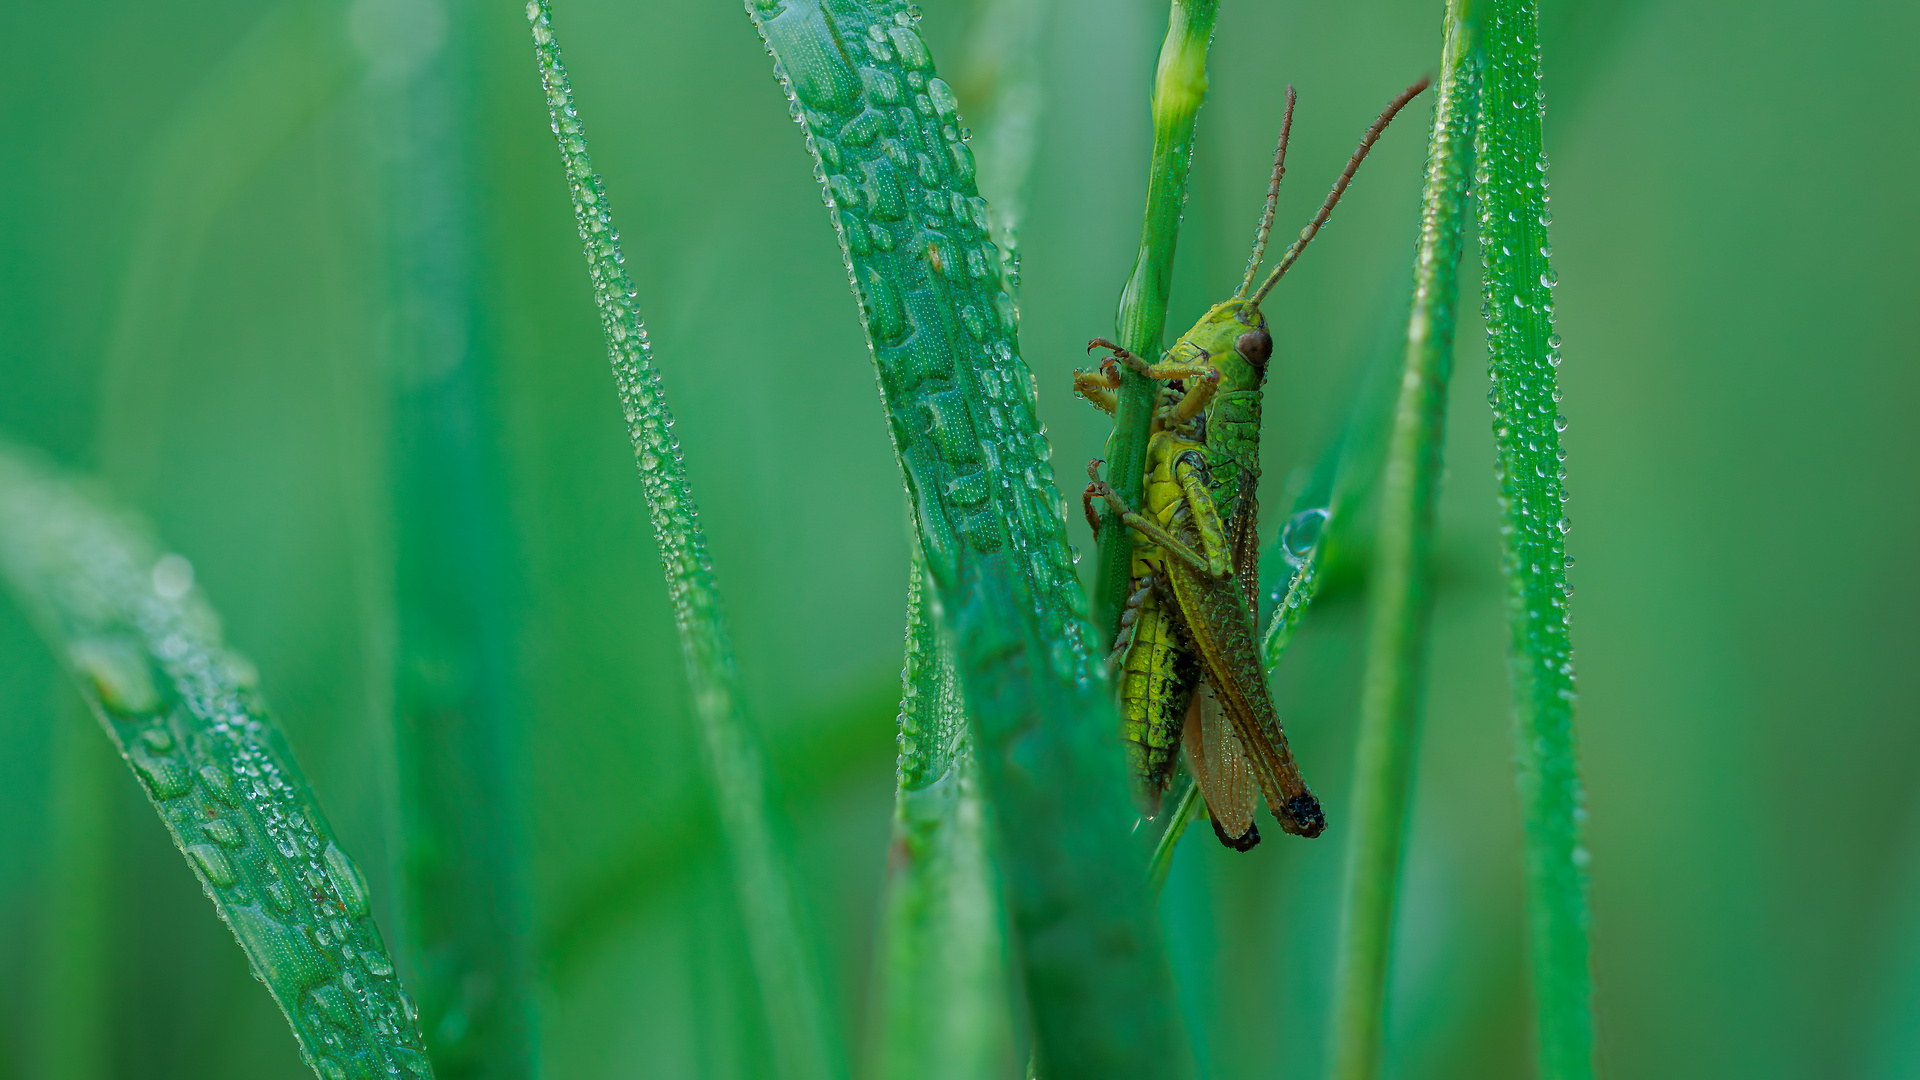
<box><xmin>200</xmin><ymin>764</ymin><xmax>238</xmax><ymax>806</ymax></box>
<box><xmin>1279</xmin><ymin>507</ymin><xmax>1330</xmax><ymax>567</ymax></box>
<box><xmin>152</xmin><ymin>554</ymin><xmax>194</xmax><ymax>599</ymax></box>
<box><xmin>204</xmin><ymin>819</ymin><xmax>243</xmax><ymax>848</ymax></box>
<box><xmin>70</xmin><ymin>638</ymin><xmax>159</xmax><ymax>715</ymax></box>
<box><xmin>130</xmin><ymin>741</ymin><xmax>192</xmax><ymax>799</ymax></box>
<box><xmin>309</xmin><ymin>983</ymin><xmax>356</xmax><ymax>1028</ymax></box>
<box><xmin>324</xmin><ymin>844</ymin><xmax>372</xmax><ymax>918</ymax></box>
<box><xmin>187</xmin><ymin>844</ymin><xmax>236</xmax><ymax>887</ymax></box>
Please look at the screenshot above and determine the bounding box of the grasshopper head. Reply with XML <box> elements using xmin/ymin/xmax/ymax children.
<box><xmin>1177</xmin><ymin>298</ymin><xmax>1273</xmax><ymax>396</ymax></box>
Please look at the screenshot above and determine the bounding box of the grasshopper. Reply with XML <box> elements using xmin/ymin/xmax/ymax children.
<box><xmin>1079</xmin><ymin>79</ymin><xmax>1430</xmax><ymax>847</ymax></box>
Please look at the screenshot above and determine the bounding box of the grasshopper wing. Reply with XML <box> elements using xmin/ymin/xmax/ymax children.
<box><xmin>1167</xmin><ymin>558</ymin><xmax>1325</xmax><ymax>838</ymax></box>
<box><xmin>1182</xmin><ymin>682</ymin><xmax>1261</xmax><ymax>849</ymax></box>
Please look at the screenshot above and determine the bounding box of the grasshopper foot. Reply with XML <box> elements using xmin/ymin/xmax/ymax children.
<box><xmin>1087</xmin><ymin>337</ymin><xmax>1151</xmax><ymax>376</ymax></box>
<box><xmin>1084</xmin><ymin>460</ymin><xmax>1132</xmax><ymax>517</ymax></box>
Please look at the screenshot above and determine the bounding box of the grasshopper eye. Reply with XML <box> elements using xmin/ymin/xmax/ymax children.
<box><xmin>1236</xmin><ymin>329</ymin><xmax>1273</xmax><ymax>373</ymax></box>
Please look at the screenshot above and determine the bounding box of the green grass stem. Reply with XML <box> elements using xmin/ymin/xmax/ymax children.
<box><xmin>873</xmin><ymin>555</ymin><xmax>1017</xmax><ymax>1080</ymax></box>
<box><xmin>0</xmin><ymin>444</ymin><xmax>435</xmax><ymax>1080</ymax></box>
<box><xmin>1477</xmin><ymin>0</ymin><xmax>1596</xmax><ymax>1075</ymax></box>
<box><xmin>745</xmin><ymin>2</ymin><xmax>1188</xmax><ymax>1075</ymax></box>
<box><xmin>526</xmin><ymin>7</ymin><xmax>848</xmax><ymax>1079</ymax></box>
<box><xmin>1326</xmin><ymin>6</ymin><xmax>1481</xmax><ymax>1078</ymax></box>
<box><xmin>359</xmin><ymin>12</ymin><xmax>536</xmax><ymax>1075</ymax></box>
<box><xmin>1091</xmin><ymin>0</ymin><xmax>1220</xmax><ymax>644</ymax></box>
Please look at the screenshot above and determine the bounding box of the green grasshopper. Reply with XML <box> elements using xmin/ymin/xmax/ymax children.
<box><xmin>1079</xmin><ymin>79</ymin><xmax>1429</xmax><ymax>847</ymax></box>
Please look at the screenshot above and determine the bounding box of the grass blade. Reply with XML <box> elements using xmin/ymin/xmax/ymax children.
<box><xmin>744</xmin><ymin>2</ymin><xmax>1189</xmax><ymax>1075</ymax></box>
<box><xmin>33</xmin><ymin>695</ymin><xmax>114</xmax><ymax>1080</ymax></box>
<box><xmin>1144</xmin><ymin>779</ymin><xmax>1203</xmax><ymax>895</ymax></box>
<box><xmin>0</xmin><ymin>443</ymin><xmax>436</xmax><ymax>1080</ymax></box>
<box><xmin>1477</xmin><ymin>0</ymin><xmax>1597</xmax><ymax>1075</ymax></box>
<box><xmin>357</xmin><ymin>10</ymin><xmax>537</xmax><ymax>1074</ymax></box>
<box><xmin>1091</xmin><ymin>0</ymin><xmax>1221</xmax><ymax>643</ymax></box>
<box><xmin>1326</xmin><ymin>6</ymin><xmax>1481</xmax><ymax>1078</ymax></box>
<box><xmin>525</xmin><ymin>7</ymin><xmax>847</xmax><ymax>1079</ymax></box>
<box><xmin>873</xmin><ymin>555</ymin><xmax>1017</xmax><ymax>1080</ymax></box>
<box><xmin>957</xmin><ymin>0</ymin><xmax>1054</xmax><ymax>295</ymax></box>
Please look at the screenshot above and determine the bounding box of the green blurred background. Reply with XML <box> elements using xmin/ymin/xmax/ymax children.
<box><xmin>2</xmin><ymin>0</ymin><xmax>1916</xmax><ymax>1077</ymax></box>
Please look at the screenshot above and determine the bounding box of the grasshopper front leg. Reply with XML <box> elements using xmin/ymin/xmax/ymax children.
<box><xmin>1086</xmin><ymin>337</ymin><xmax>1222</xmax><ymax>424</ymax></box>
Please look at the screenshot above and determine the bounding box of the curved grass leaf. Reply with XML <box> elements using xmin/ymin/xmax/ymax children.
<box><xmin>525</xmin><ymin>7</ymin><xmax>847</xmax><ymax>1080</ymax></box>
<box><xmin>1090</xmin><ymin>0</ymin><xmax>1220</xmax><ymax>642</ymax></box>
<box><xmin>1325</xmin><ymin>3</ymin><xmax>1482</xmax><ymax>1077</ymax></box>
<box><xmin>0</xmin><ymin>443</ymin><xmax>436</xmax><ymax>1080</ymax></box>
<box><xmin>872</xmin><ymin>554</ymin><xmax>1017</xmax><ymax>1080</ymax></box>
<box><xmin>744</xmin><ymin>2</ymin><xmax>1189</xmax><ymax>1075</ymax></box>
<box><xmin>1477</xmin><ymin>0</ymin><xmax>1597</xmax><ymax>1075</ymax></box>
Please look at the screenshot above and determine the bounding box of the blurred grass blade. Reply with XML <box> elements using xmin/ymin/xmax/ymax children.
<box><xmin>1326</xmin><ymin>6</ymin><xmax>1481</xmax><ymax>1079</ymax></box>
<box><xmin>872</xmin><ymin>10</ymin><xmax>1045</xmax><ymax>1073</ymax></box>
<box><xmin>1091</xmin><ymin>0</ymin><xmax>1220</xmax><ymax>643</ymax></box>
<box><xmin>957</xmin><ymin>0</ymin><xmax>1053</xmax><ymax>296</ymax></box>
<box><xmin>873</xmin><ymin>554</ymin><xmax>1017</xmax><ymax>1080</ymax></box>
<box><xmin>1477</xmin><ymin>0</ymin><xmax>1597</xmax><ymax>1075</ymax></box>
<box><xmin>1144</xmin><ymin>779</ymin><xmax>1202</xmax><ymax>894</ymax></box>
<box><xmin>745</xmin><ymin>2</ymin><xmax>1189</xmax><ymax>1075</ymax></box>
<box><xmin>354</xmin><ymin>3</ymin><xmax>537</xmax><ymax>1074</ymax></box>
<box><xmin>0</xmin><ymin>443</ymin><xmax>436</xmax><ymax>1080</ymax></box>
<box><xmin>33</xmin><ymin>695</ymin><xmax>114</xmax><ymax>1080</ymax></box>
<box><xmin>96</xmin><ymin>0</ymin><xmax>359</xmax><ymax>498</ymax></box>
<box><xmin>539</xmin><ymin>679</ymin><xmax>899</xmax><ymax>980</ymax></box>
<box><xmin>525</xmin><ymin>7</ymin><xmax>847</xmax><ymax>1080</ymax></box>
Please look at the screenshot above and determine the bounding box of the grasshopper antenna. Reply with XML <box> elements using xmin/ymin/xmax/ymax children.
<box><xmin>1234</xmin><ymin>85</ymin><xmax>1298</xmax><ymax>300</ymax></box>
<box><xmin>1249</xmin><ymin>75</ymin><xmax>1432</xmax><ymax>310</ymax></box>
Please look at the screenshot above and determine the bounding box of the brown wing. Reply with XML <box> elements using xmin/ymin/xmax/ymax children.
<box><xmin>1182</xmin><ymin>682</ymin><xmax>1259</xmax><ymax>846</ymax></box>
<box><xmin>1166</xmin><ymin>556</ymin><xmax>1324</xmax><ymax>838</ymax></box>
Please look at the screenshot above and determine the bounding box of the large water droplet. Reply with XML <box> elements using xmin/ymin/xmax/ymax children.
<box><xmin>188</xmin><ymin>844</ymin><xmax>236</xmax><ymax>887</ymax></box>
<box><xmin>70</xmin><ymin>638</ymin><xmax>159</xmax><ymax>715</ymax></box>
<box><xmin>130</xmin><ymin>741</ymin><xmax>192</xmax><ymax>799</ymax></box>
<box><xmin>324</xmin><ymin>844</ymin><xmax>371</xmax><ymax>918</ymax></box>
<box><xmin>204</xmin><ymin>818</ymin><xmax>243</xmax><ymax>848</ymax></box>
<box><xmin>1280</xmin><ymin>507</ymin><xmax>1330</xmax><ymax>567</ymax></box>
